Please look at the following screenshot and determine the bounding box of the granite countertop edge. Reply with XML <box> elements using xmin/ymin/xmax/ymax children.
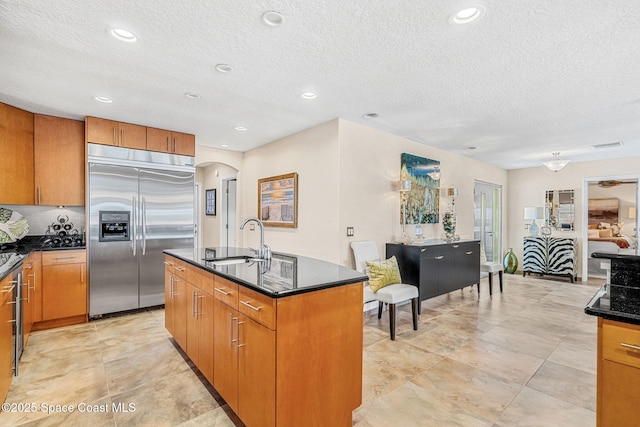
<box><xmin>584</xmin><ymin>284</ymin><xmax>640</xmax><ymax>326</ymax></box>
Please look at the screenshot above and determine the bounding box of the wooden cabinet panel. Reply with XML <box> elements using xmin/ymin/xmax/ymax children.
<box><xmin>171</xmin><ymin>275</ymin><xmax>188</xmax><ymax>350</ymax></box>
<box><xmin>598</xmin><ymin>319</ymin><xmax>640</xmax><ymax>427</ymax></box>
<box><xmin>239</xmin><ymin>286</ymin><xmax>276</xmax><ymax>330</ymax></box>
<box><xmin>26</xmin><ymin>252</ymin><xmax>42</xmax><ymax>323</ymax></box>
<box><xmin>0</xmin><ymin>102</ymin><xmax>34</xmax><ymax>204</ymax></box>
<box><xmin>41</xmin><ymin>250</ymin><xmax>86</xmax><ymax>321</ymax></box>
<box><xmin>86</xmin><ymin>116</ymin><xmax>146</xmax><ymax>149</ymax></box>
<box><xmin>197</xmin><ymin>289</ymin><xmax>214</xmax><ymax>384</ymax></box>
<box><xmin>34</xmin><ymin>114</ymin><xmax>85</xmax><ymax>206</ymax></box>
<box><xmin>147</xmin><ymin>127</ymin><xmax>195</xmax><ymax>156</ymax></box>
<box><xmin>164</xmin><ymin>263</ymin><xmax>175</xmax><ymax>336</ymax></box>
<box><xmin>213</xmin><ymin>298</ymin><xmax>239</xmax><ymax>412</ymax></box>
<box><xmin>187</xmin><ymin>263</ymin><xmax>214</xmax><ymax>294</ymax></box>
<box><xmin>0</xmin><ymin>275</ymin><xmax>14</xmax><ymax>407</ymax></box>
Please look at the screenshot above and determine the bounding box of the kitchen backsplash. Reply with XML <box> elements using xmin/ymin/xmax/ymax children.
<box><xmin>2</xmin><ymin>205</ymin><xmax>85</xmax><ymax>236</ymax></box>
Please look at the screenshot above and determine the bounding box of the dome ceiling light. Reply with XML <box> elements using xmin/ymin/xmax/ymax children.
<box><xmin>110</xmin><ymin>28</ymin><xmax>138</xmax><ymax>42</ymax></box>
<box><xmin>451</xmin><ymin>6</ymin><xmax>485</xmax><ymax>24</ymax></box>
<box><xmin>215</xmin><ymin>63</ymin><xmax>233</xmax><ymax>73</ymax></box>
<box><xmin>262</xmin><ymin>11</ymin><xmax>284</xmax><ymax>26</ymax></box>
<box><xmin>301</xmin><ymin>92</ymin><xmax>317</xmax><ymax>99</ymax></box>
<box><xmin>542</xmin><ymin>152</ymin><xmax>570</xmax><ymax>172</ymax></box>
<box><xmin>94</xmin><ymin>96</ymin><xmax>113</xmax><ymax>103</ymax></box>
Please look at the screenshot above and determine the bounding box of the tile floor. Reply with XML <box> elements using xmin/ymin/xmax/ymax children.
<box><xmin>0</xmin><ymin>273</ymin><xmax>601</xmax><ymax>426</ymax></box>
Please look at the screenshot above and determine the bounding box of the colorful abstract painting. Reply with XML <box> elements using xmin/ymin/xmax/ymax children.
<box><xmin>258</xmin><ymin>173</ymin><xmax>298</xmax><ymax>228</ymax></box>
<box><xmin>401</xmin><ymin>153</ymin><xmax>440</xmax><ymax>224</ymax></box>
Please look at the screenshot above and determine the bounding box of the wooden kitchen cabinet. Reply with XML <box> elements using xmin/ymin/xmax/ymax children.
<box><xmin>34</xmin><ymin>115</ymin><xmax>85</xmax><ymax>206</ymax></box>
<box><xmin>0</xmin><ymin>274</ymin><xmax>14</xmax><ymax>407</ymax></box>
<box><xmin>85</xmin><ymin>116</ymin><xmax>146</xmax><ymax>149</ymax></box>
<box><xmin>0</xmin><ymin>102</ymin><xmax>34</xmax><ymax>204</ymax></box>
<box><xmin>41</xmin><ymin>250</ymin><xmax>87</xmax><ymax>323</ymax></box>
<box><xmin>147</xmin><ymin>127</ymin><xmax>195</xmax><ymax>156</ymax></box>
<box><xmin>164</xmin><ymin>256</ymin><xmax>187</xmax><ymax>350</ymax></box>
<box><xmin>21</xmin><ymin>252</ymin><xmax>42</xmax><ymax>345</ymax></box>
<box><xmin>597</xmin><ymin>318</ymin><xmax>640</xmax><ymax>426</ymax></box>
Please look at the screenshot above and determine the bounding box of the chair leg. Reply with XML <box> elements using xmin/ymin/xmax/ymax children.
<box><xmin>499</xmin><ymin>271</ymin><xmax>503</xmax><ymax>292</ymax></box>
<box><xmin>389</xmin><ymin>303</ymin><xmax>396</xmax><ymax>340</ymax></box>
<box><xmin>411</xmin><ymin>298</ymin><xmax>418</xmax><ymax>331</ymax></box>
<box><xmin>488</xmin><ymin>273</ymin><xmax>493</xmax><ymax>295</ymax></box>
<box><xmin>476</xmin><ymin>282</ymin><xmax>480</xmax><ymax>294</ymax></box>
<box><xmin>378</xmin><ymin>302</ymin><xmax>383</xmax><ymax>319</ymax></box>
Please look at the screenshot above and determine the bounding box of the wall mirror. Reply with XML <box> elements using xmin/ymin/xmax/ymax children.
<box><xmin>545</xmin><ymin>189</ymin><xmax>575</xmax><ymax>230</ymax></box>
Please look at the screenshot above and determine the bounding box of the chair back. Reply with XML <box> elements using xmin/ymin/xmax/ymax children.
<box><xmin>350</xmin><ymin>241</ymin><xmax>380</xmax><ymax>273</ymax></box>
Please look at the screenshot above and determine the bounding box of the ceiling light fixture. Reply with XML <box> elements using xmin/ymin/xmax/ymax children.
<box><xmin>110</xmin><ymin>28</ymin><xmax>138</xmax><ymax>42</ymax></box>
<box><xmin>542</xmin><ymin>152</ymin><xmax>570</xmax><ymax>172</ymax></box>
<box><xmin>364</xmin><ymin>113</ymin><xmax>379</xmax><ymax>119</ymax></box>
<box><xmin>221</xmin><ymin>144</ymin><xmax>229</xmax><ymax>148</ymax></box>
<box><xmin>93</xmin><ymin>96</ymin><xmax>113</xmax><ymax>103</ymax></box>
<box><xmin>234</xmin><ymin>126</ymin><xmax>247</xmax><ymax>131</ymax></box>
<box><xmin>451</xmin><ymin>6</ymin><xmax>485</xmax><ymax>24</ymax></box>
<box><xmin>262</xmin><ymin>11</ymin><xmax>284</xmax><ymax>26</ymax></box>
<box><xmin>215</xmin><ymin>63</ymin><xmax>233</xmax><ymax>73</ymax></box>
<box><xmin>301</xmin><ymin>92</ymin><xmax>317</xmax><ymax>100</ymax></box>
<box><xmin>184</xmin><ymin>92</ymin><xmax>201</xmax><ymax>99</ymax></box>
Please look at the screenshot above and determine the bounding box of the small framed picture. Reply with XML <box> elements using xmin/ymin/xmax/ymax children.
<box><xmin>205</xmin><ymin>189</ymin><xmax>216</xmax><ymax>216</ymax></box>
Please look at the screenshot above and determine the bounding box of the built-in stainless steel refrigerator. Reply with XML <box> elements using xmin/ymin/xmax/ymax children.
<box><xmin>87</xmin><ymin>144</ymin><xmax>195</xmax><ymax>318</ymax></box>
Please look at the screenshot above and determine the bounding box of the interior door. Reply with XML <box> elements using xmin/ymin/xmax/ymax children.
<box><xmin>139</xmin><ymin>168</ymin><xmax>194</xmax><ymax>308</ymax></box>
<box><xmin>474</xmin><ymin>181</ymin><xmax>502</xmax><ymax>262</ymax></box>
<box><xmin>221</xmin><ymin>177</ymin><xmax>237</xmax><ymax>248</ymax></box>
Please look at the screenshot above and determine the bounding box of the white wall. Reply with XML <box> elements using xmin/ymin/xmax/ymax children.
<box><xmin>507</xmin><ymin>157</ymin><xmax>640</xmax><ymax>278</ymax></box>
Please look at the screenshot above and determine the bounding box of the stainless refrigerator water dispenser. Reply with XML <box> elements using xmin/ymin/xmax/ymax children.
<box><xmin>98</xmin><ymin>211</ymin><xmax>130</xmax><ymax>242</ymax></box>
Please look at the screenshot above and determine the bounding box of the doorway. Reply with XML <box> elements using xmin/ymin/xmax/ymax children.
<box><xmin>474</xmin><ymin>181</ymin><xmax>502</xmax><ymax>262</ymax></box>
<box><xmin>221</xmin><ymin>177</ymin><xmax>237</xmax><ymax>248</ymax></box>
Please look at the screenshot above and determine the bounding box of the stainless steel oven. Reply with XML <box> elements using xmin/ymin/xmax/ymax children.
<box><xmin>7</xmin><ymin>265</ymin><xmax>23</xmax><ymax>376</ymax></box>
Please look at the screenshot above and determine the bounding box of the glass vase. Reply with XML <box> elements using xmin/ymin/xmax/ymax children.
<box><xmin>503</xmin><ymin>247</ymin><xmax>518</xmax><ymax>274</ymax></box>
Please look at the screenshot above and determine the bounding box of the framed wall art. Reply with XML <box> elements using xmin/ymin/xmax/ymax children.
<box><xmin>205</xmin><ymin>189</ymin><xmax>216</xmax><ymax>216</ymax></box>
<box><xmin>258</xmin><ymin>172</ymin><xmax>298</xmax><ymax>228</ymax></box>
<box><xmin>400</xmin><ymin>153</ymin><xmax>440</xmax><ymax>224</ymax></box>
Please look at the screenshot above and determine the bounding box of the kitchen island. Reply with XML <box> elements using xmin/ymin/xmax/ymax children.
<box><xmin>163</xmin><ymin>247</ymin><xmax>368</xmax><ymax>427</ymax></box>
<box><xmin>585</xmin><ymin>252</ymin><xmax>640</xmax><ymax>427</ymax></box>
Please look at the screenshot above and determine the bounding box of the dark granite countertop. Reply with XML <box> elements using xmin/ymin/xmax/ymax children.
<box><xmin>585</xmin><ymin>284</ymin><xmax>640</xmax><ymax>326</ymax></box>
<box><xmin>388</xmin><ymin>239</ymin><xmax>479</xmax><ymax>247</ymax></box>
<box><xmin>164</xmin><ymin>247</ymin><xmax>368</xmax><ymax>298</ymax></box>
<box><xmin>0</xmin><ymin>236</ymin><xmax>86</xmax><ymax>281</ymax></box>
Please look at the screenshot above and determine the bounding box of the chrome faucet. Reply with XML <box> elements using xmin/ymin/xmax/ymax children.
<box><xmin>240</xmin><ymin>217</ymin><xmax>271</xmax><ymax>260</ymax></box>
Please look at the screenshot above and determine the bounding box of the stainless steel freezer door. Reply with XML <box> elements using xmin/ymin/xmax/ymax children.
<box><xmin>89</xmin><ymin>163</ymin><xmax>140</xmax><ymax>316</ymax></box>
<box><xmin>138</xmin><ymin>168</ymin><xmax>194</xmax><ymax>308</ymax></box>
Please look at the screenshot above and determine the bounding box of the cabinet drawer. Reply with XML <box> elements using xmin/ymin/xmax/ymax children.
<box><xmin>603</xmin><ymin>319</ymin><xmax>640</xmax><ymax>369</ymax></box>
<box><xmin>213</xmin><ymin>276</ymin><xmax>239</xmax><ymax>310</ymax></box>
<box><xmin>239</xmin><ymin>287</ymin><xmax>276</xmax><ymax>330</ymax></box>
<box><xmin>186</xmin><ymin>263</ymin><xmax>214</xmax><ymax>294</ymax></box>
<box><xmin>42</xmin><ymin>250</ymin><xmax>86</xmax><ymax>265</ymax></box>
<box><xmin>164</xmin><ymin>256</ymin><xmax>187</xmax><ymax>279</ymax></box>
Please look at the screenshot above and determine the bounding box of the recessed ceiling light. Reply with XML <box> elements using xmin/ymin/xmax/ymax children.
<box><xmin>110</xmin><ymin>28</ymin><xmax>138</xmax><ymax>42</ymax></box>
<box><xmin>262</xmin><ymin>11</ymin><xmax>284</xmax><ymax>26</ymax></box>
<box><xmin>215</xmin><ymin>63</ymin><xmax>233</xmax><ymax>73</ymax></box>
<box><xmin>234</xmin><ymin>126</ymin><xmax>247</xmax><ymax>131</ymax></box>
<box><xmin>466</xmin><ymin>146</ymin><xmax>477</xmax><ymax>150</ymax></box>
<box><xmin>451</xmin><ymin>6</ymin><xmax>485</xmax><ymax>24</ymax></box>
<box><xmin>301</xmin><ymin>92</ymin><xmax>317</xmax><ymax>100</ymax></box>
<box><xmin>185</xmin><ymin>92</ymin><xmax>201</xmax><ymax>99</ymax></box>
<box><xmin>94</xmin><ymin>96</ymin><xmax>113</xmax><ymax>103</ymax></box>
<box><xmin>364</xmin><ymin>113</ymin><xmax>379</xmax><ymax>119</ymax></box>
<box><xmin>221</xmin><ymin>144</ymin><xmax>229</xmax><ymax>148</ymax></box>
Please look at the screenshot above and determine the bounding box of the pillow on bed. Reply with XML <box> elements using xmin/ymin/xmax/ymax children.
<box><xmin>588</xmin><ymin>229</ymin><xmax>599</xmax><ymax>238</ymax></box>
<box><xmin>611</xmin><ymin>222</ymin><xmax>624</xmax><ymax>237</ymax></box>
<box><xmin>599</xmin><ymin>228</ymin><xmax>614</xmax><ymax>238</ymax></box>
<box><xmin>588</xmin><ymin>224</ymin><xmax>598</xmax><ymax>229</ymax></box>
<box><xmin>598</xmin><ymin>222</ymin><xmax>611</xmax><ymax>229</ymax></box>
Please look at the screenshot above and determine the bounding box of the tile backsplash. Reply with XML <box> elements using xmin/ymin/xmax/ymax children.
<box><xmin>2</xmin><ymin>205</ymin><xmax>85</xmax><ymax>236</ymax></box>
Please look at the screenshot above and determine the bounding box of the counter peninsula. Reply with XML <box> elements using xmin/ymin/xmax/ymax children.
<box><xmin>163</xmin><ymin>247</ymin><xmax>368</xmax><ymax>427</ymax></box>
<box><xmin>585</xmin><ymin>252</ymin><xmax>640</xmax><ymax>427</ymax></box>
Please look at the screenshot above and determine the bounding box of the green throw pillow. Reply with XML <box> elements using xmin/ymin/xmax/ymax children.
<box><xmin>366</xmin><ymin>256</ymin><xmax>402</xmax><ymax>292</ymax></box>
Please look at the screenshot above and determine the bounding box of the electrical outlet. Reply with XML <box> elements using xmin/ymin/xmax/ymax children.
<box><xmin>347</xmin><ymin>227</ymin><xmax>354</xmax><ymax>237</ymax></box>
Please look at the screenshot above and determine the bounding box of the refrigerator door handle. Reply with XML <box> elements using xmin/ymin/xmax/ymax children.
<box><xmin>142</xmin><ymin>196</ymin><xmax>147</xmax><ymax>255</ymax></box>
<box><xmin>132</xmin><ymin>196</ymin><xmax>137</xmax><ymax>256</ymax></box>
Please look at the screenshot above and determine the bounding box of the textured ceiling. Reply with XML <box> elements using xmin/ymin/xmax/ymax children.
<box><xmin>1</xmin><ymin>1</ymin><xmax>640</xmax><ymax>170</ymax></box>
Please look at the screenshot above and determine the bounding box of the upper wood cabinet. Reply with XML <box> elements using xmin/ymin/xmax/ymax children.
<box><xmin>147</xmin><ymin>127</ymin><xmax>195</xmax><ymax>156</ymax></box>
<box><xmin>0</xmin><ymin>102</ymin><xmax>34</xmax><ymax>204</ymax></box>
<box><xmin>85</xmin><ymin>116</ymin><xmax>146</xmax><ymax>149</ymax></box>
<box><xmin>34</xmin><ymin>115</ymin><xmax>85</xmax><ymax>206</ymax></box>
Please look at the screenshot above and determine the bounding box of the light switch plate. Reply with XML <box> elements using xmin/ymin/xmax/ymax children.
<box><xmin>347</xmin><ymin>227</ymin><xmax>354</xmax><ymax>237</ymax></box>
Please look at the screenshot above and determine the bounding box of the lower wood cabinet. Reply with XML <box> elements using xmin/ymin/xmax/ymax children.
<box><xmin>164</xmin><ymin>257</ymin><xmax>187</xmax><ymax>349</ymax></box>
<box><xmin>0</xmin><ymin>274</ymin><xmax>14</xmax><ymax>408</ymax></box>
<box><xmin>597</xmin><ymin>318</ymin><xmax>640</xmax><ymax>426</ymax></box>
<box><xmin>40</xmin><ymin>250</ymin><xmax>86</xmax><ymax>323</ymax></box>
<box><xmin>165</xmin><ymin>255</ymin><xmax>363</xmax><ymax>427</ymax></box>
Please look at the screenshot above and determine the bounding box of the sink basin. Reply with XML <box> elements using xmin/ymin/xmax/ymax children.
<box><xmin>205</xmin><ymin>257</ymin><xmax>248</xmax><ymax>266</ymax></box>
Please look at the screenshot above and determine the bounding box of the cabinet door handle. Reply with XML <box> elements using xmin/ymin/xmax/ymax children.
<box><xmin>121</xmin><ymin>128</ymin><xmax>125</xmax><ymax>146</ymax></box>
<box><xmin>29</xmin><ymin>272</ymin><xmax>36</xmax><ymax>291</ymax></box>
<box><xmin>214</xmin><ymin>287</ymin><xmax>231</xmax><ymax>296</ymax></box>
<box><xmin>163</xmin><ymin>261</ymin><xmax>173</xmax><ymax>266</ymax></box>
<box><xmin>1</xmin><ymin>285</ymin><xmax>15</xmax><ymax>294</ymax></box>
<box><xmin>36</xmin><ymin>187</ymin><xmax>41</xmax><ymax>205</ymax></box>
<box><xmin>230</xmin><ymin>314</ymin><xmax>238</xmax><ymax>347</ymax></box>
<box><xmin>237</xmin><ymin>320</ymin><xmax>246</xmax><ymax>348</ymax></box>
<box><xmin>191</xmin><ymin>290</ymin><xmax>195</xmax><ymax>317</ymax></box>
<box><xmin>621</xmin><ymin>342</ymin><xmax>640</xmax><ymax>352</ymax></box>
<box><xmin>466</xmin><ymin>251</ymin><xmax>473</xmax><ymax>255</ymax></box>
<box><xmin>173</xmin><ymin>136</ymin><xmax>176</xmax><ymax>153</ymax></box>
<box><xmin>452</xmin><ymin>244</ymin><xmax>460</xmax><ymax>248</ymax></box>
<box><xmin>240</xmin><ymin>300</ymin><xmax>262</xmax><ymax>312</ymax></box>
<box><xmin>166</xmin><ymin>136</ymin><xmax>170</xmax><ymax>152</ymax></box>
<box><xmin>435</xmin><ymin>256</ymin><xmax>444</xmax><ymax>260</ymax></box>
<box><xmin>80</xmin><ymin>265</ymin><xmax>84</xmax><ymax>284</ymax></box>
<box><xmin>53</xmin><ymin>256</ymin><xmax>76</xmax><ymax>260</ymax></box>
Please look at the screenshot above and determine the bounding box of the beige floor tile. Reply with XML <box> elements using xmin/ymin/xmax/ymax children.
<box><xmin>526</xmin><ymin>360</ymin><xmax>596</xmax><ymax>411</ymax></box>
